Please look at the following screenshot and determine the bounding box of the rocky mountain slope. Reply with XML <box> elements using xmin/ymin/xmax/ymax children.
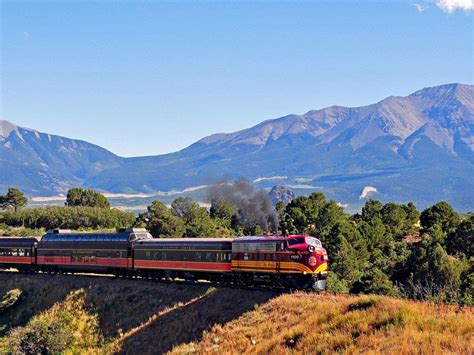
<box><xmin>0</xmin><ymin>121</ymin><xmax>121</xmax><ymax>195</ymax></box>
<box><xmin>1</xmin><ymin>83</ymin><xmax>473</xmax><ymax>211</ymax></box>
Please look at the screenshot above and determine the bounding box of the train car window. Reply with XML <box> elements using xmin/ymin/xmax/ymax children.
<box><xmin>0</xmin><ymin>249</ymin><xmax>4</xmax><ymax>256</ymax></box>
<box><xmin>196</xmin><ymin>252</ymin><xmax>202</xmax><ymax>261</ymax></box>
<box><xmin>145</xmin><ymin>251</ymin><xmax>151</xmax><ymax>260</ymax></box>
<box><xmin>162</xmin><ymin>252</ymin><xmax>167</xmax><ymax>260</ymax></box>
<box><xmin>18</xmin><ymin>249</ymin><xmax>25</xmax><ymax>256</ymax></box>
<box><xmin>205</xmin><ymin>252</ymin><xmax>213</xmax><ymax>262</ymax></box>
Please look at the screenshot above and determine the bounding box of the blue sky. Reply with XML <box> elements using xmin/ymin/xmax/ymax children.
<box><xmin>1</xmin><ymin>0</ymin><xmax>472</xmax><ymax>157</ymax></box>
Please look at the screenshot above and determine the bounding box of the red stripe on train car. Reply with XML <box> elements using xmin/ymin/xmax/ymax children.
<box><xmin>37</xmin><ymin>256</ymin><xmax>127</xmax><ymax>267</ymax></box>
<box><xmin>0</xmin><ymin>256</ymin><xmax>33</xmax><ymax>264</ymax></box>
<box><xmin>134</xmin><ymin>260</ymin><xmax>232</xmax><ymax>272</ymax></box>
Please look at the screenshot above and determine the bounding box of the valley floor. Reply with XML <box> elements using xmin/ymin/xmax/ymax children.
<box><xmin>0</xmin><ymin>273</ymin><xmax>472</xmax><ymax>354</ymax></box>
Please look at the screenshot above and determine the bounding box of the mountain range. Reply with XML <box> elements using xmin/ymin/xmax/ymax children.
<box><xmin>1</xmin><ymin>83</ymin><xmax>473</xmax><ymax>212</ymax></box>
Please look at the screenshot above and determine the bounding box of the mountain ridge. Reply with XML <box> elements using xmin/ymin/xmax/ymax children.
<box><xmin>1</xmin><ymin>83</ymin><xmax>473</xmax><ymax>211</ymax></box>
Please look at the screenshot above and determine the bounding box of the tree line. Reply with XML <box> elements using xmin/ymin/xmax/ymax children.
<box><xmin>0</xmin><ymin>186</ymin><xmax>472</xmax><ymax>304</ymax></box>
<box><xmin>276</xmin><ymin>195</ymin><xmax>472</xmax><ymax>304</ymax></box>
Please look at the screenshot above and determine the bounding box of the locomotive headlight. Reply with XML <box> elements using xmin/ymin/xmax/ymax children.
<box><xmin>322</xmin><ymin>255</ymin><xmax>329</xmax><ymax>261</ymax></box>
<box><xmin>308</xmin><ymin>246</ymin><xmax>315</xmax><ymax>252</ymax></box>
<box><xmin>308</xmin><ymin>256</ymin><xmax>317</xmax><ymax>266</ymax></box>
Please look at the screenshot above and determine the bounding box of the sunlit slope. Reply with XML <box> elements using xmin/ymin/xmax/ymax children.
<box><xmin>0</xmin><ymin>273</ymin><xmax>472</xmax><ymax>354</ymax></box>
<box><xmin>173</xmin><ymin>293</ymin><xmax>474</xmax><ymax>354</ymax></box>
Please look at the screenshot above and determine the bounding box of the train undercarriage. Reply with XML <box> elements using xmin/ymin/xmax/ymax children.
<box><xmin>2</xmin><ymin>264</ymin><xmax>326</xmax><ymax>291</ymax></box>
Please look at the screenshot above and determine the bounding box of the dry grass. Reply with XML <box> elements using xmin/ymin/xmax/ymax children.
<box><xmin>0</xmin><ymin>273</ymin><xmax>472</xmax><ymax>354</ymax></box>
<box><xmin>171</xmin><ymin>293</ymin><xmax>474</xmax><ymax>354</ymax></box>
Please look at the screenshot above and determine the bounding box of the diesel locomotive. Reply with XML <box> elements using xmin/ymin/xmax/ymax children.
<box><xmin>0</xmin><ymin>229</ymin><xmax>328</xmax><ymax>290</ymax></box>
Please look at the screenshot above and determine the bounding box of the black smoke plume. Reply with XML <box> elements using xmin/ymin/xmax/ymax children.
<box><xmin>208</xmin><ymin>178</ymin><xmax>279</xmax><ymax>234</ymax></box>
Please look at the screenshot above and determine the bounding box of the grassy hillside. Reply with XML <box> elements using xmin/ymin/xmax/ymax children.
<box><xmin>0</xmin><ymin>273</ymin><xmax>472</xmax><ymax>354</ymax></box>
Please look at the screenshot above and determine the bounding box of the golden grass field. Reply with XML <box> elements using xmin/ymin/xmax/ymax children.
<box><xmin>0</xmin><ymin>273</ymin><xmax>472</xmax><ymax>354</ymax></box>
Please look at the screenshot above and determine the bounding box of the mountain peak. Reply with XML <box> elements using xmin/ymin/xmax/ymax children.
<box><xmin>409</xmin><ymin>83</ymin><xmax>473</xmax><ymax>101</ymax></box>
<box><xmin>0</xmin><ymin>120</ymin><xmax>19</xmax><ymax>140</ymax></box>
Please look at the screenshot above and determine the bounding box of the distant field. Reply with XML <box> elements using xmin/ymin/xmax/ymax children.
<box><xmin>0</xmin><ymin>273</ymin><xmax>472</xmax><ymax>354</ymax></box>
<box><xmin>27</xmin><ymin>183</ymin><xmax>331</xmax><ymax>214</ymax></box>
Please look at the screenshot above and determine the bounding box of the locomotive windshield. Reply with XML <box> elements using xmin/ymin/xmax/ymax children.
<box><xmin>306</xmin><ymin>237</ymin><xmax>322</xmax><ymax>247</ymax></box>
<box><xmin>288</xmin><ymin>237</ymin><xmax>306</xmax><ymax>246</ymax></box>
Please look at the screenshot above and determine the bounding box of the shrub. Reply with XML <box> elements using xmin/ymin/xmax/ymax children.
<box><xmin>5</xmin><ymin>289</ymin><xmax>103</xmax><ymax>354</ymax></box>
<box><xmin>0</xmin><ymin>289</ymin><xmax>22</xmax><ymax>312</ymax></box>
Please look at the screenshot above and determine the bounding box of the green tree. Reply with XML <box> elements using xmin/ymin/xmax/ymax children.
<box><xmin>361</xmin><ymin>199</ymin><xmax>383</xmax><ymax>222</ymax></box>
<box><xmin>210</xmin><ymin>198</ymin><xmax>237</xmax><ymax>230</ymax></box>
<box><xmin>357</xmin><ymin>218</ymin><xmax>392</xmax><ymax>254</ymax></box>
<box><xmin>381</xmin><ymin>202</ymin><xmax>408</xmax><ymax>240</ymax></box>
<box><xmin>420</xmin><ymin>201</ymin><xmax>460</xmax><ymax>234</ymax></box>
<box><xmin>314</xmin><ymin>199</ymin><xmax>345</xmax><ymax>238</ymax></box>
<box><xmin>282</xmin><ymin>196</ymin><xmax>310</xmax><ymax>233</ymax></box>
<box><xmin>402</xmin><ymin>202</ymin><xmax>420</xmax><ymax>235</ymax></box>
<box><xmin>171</xmin><ymin>197</ymin><xmax>217</xmax><ymax>237</ymax></box>
<box><xmin>65</xmin><ymin>188</ymin><xmax>110</xmax><ymax>208</ymax></box>
<box><xmin>404</xmin><ymin>226</ymin><xmax>469</xmax><ymax>301</ymax></box>
<box><xmin>137</xmin><ymin>200</ymin><xmax>185</xmax><ymax>237</ymax></box>
<box><xmin>354</xmin><ymin>268</ymin><xmax>397</xmax><ymax>296</ymax></box>
<box><xmin>0</xmin><ymin>188</ymin><xmax>28</xmax><ymax>212</ymax></box>
<box><xmin>428</xmin><ymin>244</ymin><xmax>467</xmax><ymax>295</ymax></box>
<box><xmin>446</xmin><ymin>215</ymin><xmax>473</xmax><ymax>258</ymax></box>
<box><xmin>321</xmin><ymin>220</ymin><xmax>367</xmax><ymax>291</ymax></box>
<box><xmin>281</xmin><ymin>193</ymin><xmax>328</xmax><ymax>234</ymax></box>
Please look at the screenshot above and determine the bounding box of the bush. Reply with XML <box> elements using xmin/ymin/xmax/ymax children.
<box><xmin>325</xmin><ymin>272</ymin><xmax>350</xmax><ymax>293</ymax></box>
<box><xmin>353</xmin><ymin>269</ymin><xmax>398</xmax><ymax>296</ymax></box>
<box><xmin>0</xmin><ymin>289</ymin><xmax>22</xmax><ymax>312</ymax></box>
<box><xmin>5</xmin><ymin>290</ymin><xmax>103</xmax><ymax>354</ymax></box>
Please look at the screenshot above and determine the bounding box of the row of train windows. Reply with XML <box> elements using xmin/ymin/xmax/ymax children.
<box><xmin>40</xmin><ymin>251</ymin><xmax>127</xmax><ymax>258</ymax></box>
<box><xmin>71</xmin><ymin>255</ymin><xmax>96</xmax><ymax>263</ymax></box>
<box><xmin>43</xmin><ymin>235</ymin><xmax>129</xmax><ymax>242</ymax></box>
<box><xmin>0</xmin><ymin>248</ymin><xmax>31</xmax><ymax>257</ymax></box>
<box><xmin>142</xmin><ymin>246</ymin><xmax>229</xmax><ymax>251</ymax></box>
<box><xmin>241</xmin><ymin>253</ymin><xmax>279</xmax><ymax>261</ymax></box>
<box><xmin>143</xmin><ymin>251</ymin><xmax>231</xmax><ymax>262</ymax></box>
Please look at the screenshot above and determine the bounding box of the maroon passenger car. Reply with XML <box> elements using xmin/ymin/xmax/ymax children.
<box><xmin>36</xmin><ymin>228</ymin><xmax>151</xmax><ymax>273</ymax></box>
<box><xmin>0</xmin><ymin>237</ymin><xmax>38</xmax><ymax>271</ymax></box>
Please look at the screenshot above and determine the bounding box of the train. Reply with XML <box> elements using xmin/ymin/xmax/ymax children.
<box><xmin>0</xmin><ymin>228</ymin><xmax>328</xmax><ymax>290</ymax></box>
